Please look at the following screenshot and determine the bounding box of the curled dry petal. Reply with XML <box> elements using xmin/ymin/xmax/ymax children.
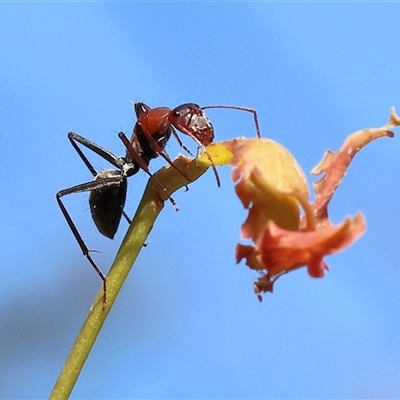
<box><xmin>235</xmin><ymin>214</ymin><xmax>366</xmax><ymax>299</ymax></box>
<box><xmin>311</xmin><ymin>108</ymin><xmax>398</xmax><ymax>220</ymax></box>
<box><xmin>227</xmin><ymin>109</ymin><xmax>396</xmax><ymax>300</ymax></box>
<box><xmin>236</xmin><ymin>215</ymin><xmax>366</xmax><ymax>297</ymax></box>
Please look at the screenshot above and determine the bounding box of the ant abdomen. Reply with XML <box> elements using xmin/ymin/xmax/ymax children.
<box><xmin>89</xmin><ymin>170</ymin><xmax>128</xmax><ymax>239</ymax></box>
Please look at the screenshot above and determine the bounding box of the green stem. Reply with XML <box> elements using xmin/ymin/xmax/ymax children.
<box><xmin>49</xmin><ymin>155</ymin><xmax>209</xmax><ymax>399</ymax></box>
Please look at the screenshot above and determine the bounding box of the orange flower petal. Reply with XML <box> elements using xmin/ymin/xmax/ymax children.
<box><xmin>258</xmin><ymin>214</ymin><xmax>366</xmax><ymax>278</ymax></box>
<box><xmin>230</xmin><ymin>138</ymin><xmax>310</xmax><ymax>240</ymax></box>
<box><xmin>236</xmin><ymin>214</ymin><xmax>366</xmax><ymax>299</ymax></box>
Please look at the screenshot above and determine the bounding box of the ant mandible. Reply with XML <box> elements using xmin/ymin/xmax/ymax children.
<box><xmin>57</xmin><ymin>102</ymin><xmax>261</xmax><ymax>307</ymax></box>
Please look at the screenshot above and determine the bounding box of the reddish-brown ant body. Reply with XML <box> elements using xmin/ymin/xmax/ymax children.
<box><xmin>119</xmin><ymin>102</ymin><xmax>218</xmax><ymax>187</ymax></box>
<box><xmin>57</xmin><ymin>101</ymin><xmax>261</xmax><ymax>307</ymax></box>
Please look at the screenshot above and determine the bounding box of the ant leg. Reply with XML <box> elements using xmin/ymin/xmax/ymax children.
<box><xmin>134</xmin><ymin>102</ymin><xmax>151</xmax><ymax>118</ymax></box>
<box><xmin>201</xmin><ymin>105</ymin><xmax>262</xmax><ymax>138</ymax></box>
<box><xmin>67</xmin><ymin>132</ymin><xmax>132</xmax><ymax>225</ymax></box>
<box><xmin>132</xmin><ymin>126</ymin><xmax>193</xmax><ymax>184</ymax></box>
<box><xmin>170</xmin><ymin>131</ymin><xmax>221</xmax><ymax>188</ymax></box>
<box><xmin>56</xmin><ymin>175</ymin><xmax>124</xmax><ymax>307</ymax></box>
<box><xmin>118</xmin><ymin>132</ymin><xmax>180</xmax><ymax>211</ymax></box>
<box><xmin>122</xmin><ymin>211</ymin><xmax>131</xmax><ymax>225</ymax></box>
<box><xmin>68</xmin><ymin>132</ymin><xmax>124</xmax><ymax>172</ymax></box>
<box><xmin>196</xmin><ymin>144</ymin><xmax>221</xmax><ymax>188</ymax></box>
<box><xmin>170</xmin><ymin>127</ymin><xmax>196</xmax><ymax>157</ymax></box>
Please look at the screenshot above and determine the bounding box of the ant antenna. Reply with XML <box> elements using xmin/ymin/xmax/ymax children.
<box><xmin>201</xmin><ymin>105</ymin><xmax>262</xmax><ymax>138</ymax></box>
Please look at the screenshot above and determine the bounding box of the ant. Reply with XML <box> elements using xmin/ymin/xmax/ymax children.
<box><xmin>118</xmin><ymin>102</ymin><xmax>213</xmax><ymax>196</ymax></box>
<box><xmin>57</xmin><ymin>102</ymin><xmax>261</xmax><ymax>307</ymax></box>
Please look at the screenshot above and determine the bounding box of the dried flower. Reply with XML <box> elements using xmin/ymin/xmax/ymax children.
<box><xmin>225</xmin><ymin>109</ymin><xmax>398</xmax><ymax>300</ymax></box>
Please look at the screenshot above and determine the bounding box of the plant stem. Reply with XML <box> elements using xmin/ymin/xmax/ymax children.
<box><xmin>49</xmin><ymin>155</ymin><xmax>209</xmax><ymax>399</ymax></box>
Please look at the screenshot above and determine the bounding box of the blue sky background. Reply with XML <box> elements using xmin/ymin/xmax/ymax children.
<box><xmin>1</xmin><ymin>3</ymin><xmax>400</xmax><ymax>399</ymax></box>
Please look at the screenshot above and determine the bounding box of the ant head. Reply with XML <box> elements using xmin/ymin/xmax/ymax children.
<box><xmin>170</xmin><ymin>103</ymin><xmax>214</xmax><ymax>146</ymax></box>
